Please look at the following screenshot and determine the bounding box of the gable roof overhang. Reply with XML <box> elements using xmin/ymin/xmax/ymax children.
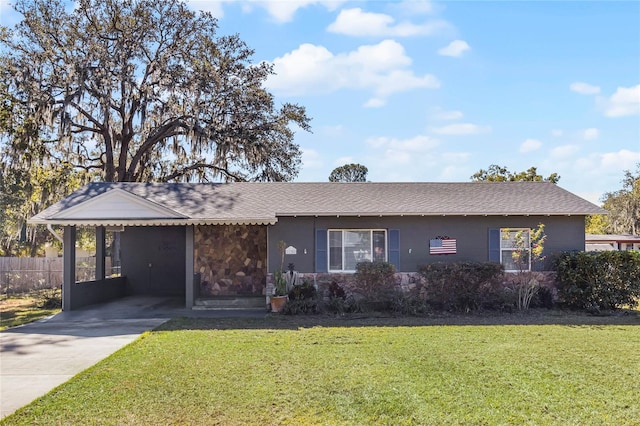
<box><xmin>29</xmin><ymin>187</ymin><xmax>276</xmax><ymax>226</ymax></box>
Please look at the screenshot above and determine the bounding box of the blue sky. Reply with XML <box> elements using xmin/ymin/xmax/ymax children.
<box><xmin>1</xmin><ymin>1</ymin><xmax>638</xmax><ymax>204</ymax></box>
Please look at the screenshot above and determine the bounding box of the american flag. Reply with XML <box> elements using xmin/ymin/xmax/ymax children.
<box><xmin>430</xmin><ymin>238</ymin><xmax>457</xmax><ymax>255</ymax></box>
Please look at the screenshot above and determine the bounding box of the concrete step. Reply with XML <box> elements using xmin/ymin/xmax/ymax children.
<box><xmin>193</xmin><ymin>296</ymin><xmax>266</xmax><ymax>310</ymax></box>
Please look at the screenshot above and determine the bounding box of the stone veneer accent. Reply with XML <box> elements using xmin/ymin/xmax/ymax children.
<box><xmin>195</xmin><ymin>224</ymin><xmax>267</xmax><ymax>296</ymax></box>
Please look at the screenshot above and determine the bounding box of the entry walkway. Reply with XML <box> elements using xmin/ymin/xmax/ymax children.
<box><xmin>0</xmin><ymin>296</ymin><xmax>267</xmax><ymax>419</ymax></box>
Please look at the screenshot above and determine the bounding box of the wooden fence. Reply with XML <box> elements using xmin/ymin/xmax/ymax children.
<box><xmin>0</xmin><ymin>257</ymin><xmax>101</xmax><ymax>294</ymax></box>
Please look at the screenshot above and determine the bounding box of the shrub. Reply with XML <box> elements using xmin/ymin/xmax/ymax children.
<box><xmin>323</xmin><ymin>295</ymin><xmax>362</xmax><ymax>314</ymax></box>
<box><xmin>288</xmin><ymin>281</ymin><xmax>317</xmax><ymax>301</ymax></box>
<box><xmin>282</xmin><ymin>298</ymin><xmax>321</xmax><ymax>315</ymax></box>
<box><xmin>387</xmin><ymin>291</ymin><xmax>431</xmax><ymax>316</ymax></box>
<box><xmin>530</xmin><ymin>284</ymin><xmax>555</xmax><ymax>309</ymax></box>
<box><xmin>327</xmin><ymin>280</ymin><xmax>346</xmax><ymax>300</ymax></box>
<box><xmin>283</xmin><ymin>281</ymin><xmax>320</xmax><ymax>315</ymax></box>
<box><xmin>352</xmin><ymin>261</ymin><xmax>397</xmax><ymax>301</ymax></box>
<box><xmin>555</xmin><ymin>251</ymin><xmax>640</xmax><ymax>311</ymax></box>
<box><xmin>418</xmin><ymin>262</ymin><xmax>507</xmax><ymax>312</ymax></box>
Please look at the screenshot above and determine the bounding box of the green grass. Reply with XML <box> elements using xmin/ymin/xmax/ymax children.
<box><xmin>3</xmin><ymin>318</ymin><xmax>639</xmax><ymax>425</ymax></box>
<box><xmin>0</xmin><ymin>290</ymin><xmax>61</xmax><ymax>330</ymax></box>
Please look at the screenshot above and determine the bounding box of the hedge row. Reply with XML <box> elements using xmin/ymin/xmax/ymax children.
<box><xmin>282</xmin><ymin>253</ymin><xmax>640</xmax><ymax>315</ymax></box>
<box><xmin>555</xmin><ymin>250</ymin><xmax>640</xmax><ymax>311</ymax></box>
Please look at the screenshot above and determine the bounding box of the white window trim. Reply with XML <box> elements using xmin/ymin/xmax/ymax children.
<box><xmin>500</xmin><ymin>228</ymin><xmax>531</xmax><ymax>272</ymax></box>
<box><xmin>328</xmin><ymin>229</ymin><xmax>387</xmax><ymax>273</ymax></box>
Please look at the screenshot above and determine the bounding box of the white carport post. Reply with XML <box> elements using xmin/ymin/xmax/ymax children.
<box><xmin>185</xmin><ymin>225</ymin><xmax>194</xmax><ymax>309</ymax></box>
<box><xmin>62</xmin><ymin>226</ymin><xmax>76</xmax><ymax>311</ymax></box>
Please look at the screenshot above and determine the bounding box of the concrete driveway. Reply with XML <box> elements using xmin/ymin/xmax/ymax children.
<box><xmin>0</xmin><ymin>296</ymin><xmax>267</xmax><ymax>419</ymax></box>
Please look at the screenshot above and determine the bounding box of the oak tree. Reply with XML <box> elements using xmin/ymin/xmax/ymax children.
<box><xmin>600</xmin><ymin>164</ymin><xmax>640</xmax><ymax>235</ymax></box>
<box><xmin>329</xmin><ymin>163</ymin><xmax>369</xmax><ymax>182</ymax></box>
<box><xmin>471</xmin><ymin>165</ymin><xmax>560</xmax><ymax>184</ymax></box>
<box><xmin>0</xmin><ymin>0</ymin><xmax>310</xmax><ymax>184</ymax></box>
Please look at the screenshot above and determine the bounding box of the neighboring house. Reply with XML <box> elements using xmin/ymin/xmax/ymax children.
<box><xmin>30</xmin><ymin>182</ymin><xmax>605</xmax><ymax>310</ymax></box>
<box><xmin>585</xmin><ymin>234</ymin><xmax>640</xmax><ymax>252</ymax></box>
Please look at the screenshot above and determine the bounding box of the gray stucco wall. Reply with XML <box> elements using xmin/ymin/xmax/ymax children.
<box><xmin>69</xmin><ymin>277</ymin><xmax>126</xmax><ymax>310</ymax></box>
<box><xmin>268</xmin><ymin>215</ymin><xmax>586</xmax><ymax>273</ymax></box>
<box><xmin>120</xmin><ymin>226</ymin><xmax>186</xmax><ymax>296</ymax></box>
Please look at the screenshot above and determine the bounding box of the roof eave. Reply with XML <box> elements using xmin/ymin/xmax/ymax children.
<box><xmin>275</xmin><ymin>211</ymin><xmax>605</xmax><ymax>217</ymax></box>
<box><xmin>27</xmin><ymin>218</ymin><xmax>278</xmax><ymax>226</ymax></box>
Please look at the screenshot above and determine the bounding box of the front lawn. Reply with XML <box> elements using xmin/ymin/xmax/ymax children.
<box><xmin>3</xmin><ymin>317</ymin><xmax>639</xmax><ymax>425</ymax></box>
<box><xmin>0</xmin><ymin>289</ymin><xmax>61</xmax><ymax>330</ymax></box>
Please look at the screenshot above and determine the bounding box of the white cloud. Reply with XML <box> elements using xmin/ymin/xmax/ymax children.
<box><xmin>320</xmin><ymin>125</ymin><xmax>346</xmax><ymax>138</ymax></box>
<box><xmin>0</xmin><ymin>0</ymin><xmax>11</xmax><ymax>13</ymax></box>
<box><xmin>431</xmin><ymin>108</ymin><xmax>463</xmax><ymax>120</ymax></box>
<box><xmin>570</xmin><ymin>82</ymin><xmax>601</xmax><ymax>95</ymax></box>
<box><xmin>437</xmin><ymin>40</ymin><xmax>470</xmax><ymax>57</ymax></box>
<box><xmin>365</xmin><ymin>135</ymin><xmax>440</xmax><ymax>168</ymax></box>
<box><xmin>327</xmin><ymin>8</ymin><xmax>450</xmax><ymax>37</ymax></box>
<box><xmin>550</xmin><ymin>145</ymin><xmax>580</xmax><ymax>159</ymax></box>
<box><xmin>438</xmin><ymin>152</ymin><xmax>472</xmax><ymax>180</ymax></box>
<box><xmin>364</xmin><ymin>98</ymin><xmax>386</xmax><ymax>108</ymax></box>
<box><xmin>430</xmin><ymin>123</ymin><xmax>491</xmax><ymax>135</ymax></box>
<box><xmin>189</xmin><ymin>0</ymin><xmax>346</xmax><ymax>22</ymax></box>
<box><xmin>392</xmin><ymin>0</ymin><xmax>436</xmax><ymax>15</ymax></box>
<box><xmin>574</xmin><ymin>150</ymin><xmax>640</xmax><ymax>177</ymax></box>
<box><xmin>520</xmin><ymin>139</ymin><xmax>542</xmax><ymax>153</ymax></box>
<box><xmin>188</xmin><ymin>0</ymin><xmax>226</xmax><ymax>17</ymax></box>
<box><xmin>582</xmin><ymin>128</ymin><xmax>599</xmax><ymax>140</ymax></box>
<box><xmin>600</xmin><ymin>149</ymin><xmax>640</xmax><ymax>169</ymax></box>
<box><xmin>602</xmin><ymin>84</ymin><xmax>640</xmax><ymax>117</ymax></box>
<box><xmin>551</xmin><ymin>129</ymin><xmax>563</xmax><ymax>137</ymax></box>
<box><xmin>268</xmin><ymin>40</ymin><xmax>440</xmax><ymax>103</ymax></box>
<box><xmin>260</xmin><ymin>0</ymin><xmax>345</xmax><ymax>23</ymax></box>
<box><xmin>366</xmin><ymin>135</ymin><xmax>440</xmax><ymax>152</ymax></box>
<box><xmin>301</xmin><ymin>148</ymin><xmax>324</xmax><ymax>170</ymax></box>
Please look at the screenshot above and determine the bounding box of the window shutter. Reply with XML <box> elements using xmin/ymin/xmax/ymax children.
<box><xmin>315</xmin><ymin>229</ymin><xmax>327</xmax><ymax>273</ymax></box>
<box><xmin>388</xmin><ymin>229</ymin><xmax>400</xmax><ymax>270</ymax></box>
<box><xmin>488</xmin><ymin>228</ymin><xmax>500</xmax><ymax>263</ymax></box>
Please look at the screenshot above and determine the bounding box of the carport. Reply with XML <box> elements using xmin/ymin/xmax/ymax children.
<box><xmin>28</xmin><ymin>187</ymin><xmax>198</xmax><ymax>311</ymax></box>
<box><xmin>29</xmin><ymin>183</ymin><xmax>276</xmax><ymax>311</ymax></box>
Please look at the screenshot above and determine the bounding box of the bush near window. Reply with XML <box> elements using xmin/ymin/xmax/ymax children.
<box><xmin>418</xmin><ymin>262</ymin><xmax>507</xmax><ymax>312</ymax></box>
<box><xmin>353</xmin><ymin>261</ymin><xmax>397</xmax><ymax>299</ymax></box>
<box><xmin>555</xmin><ymin>251</ymin><xmax>640</xmax><ymax>311</ymax></box>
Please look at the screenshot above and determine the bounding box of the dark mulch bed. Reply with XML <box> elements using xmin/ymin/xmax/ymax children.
<box><xmin>157</xmin><ymin>308</ymin><xmax>640</xmax><ymax>331</ymax></box>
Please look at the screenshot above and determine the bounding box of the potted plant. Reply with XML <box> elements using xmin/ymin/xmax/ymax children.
<box><xmin>270</xmin><ymin>240</ymin><xmax>288</xmax><ymax>312</ymax></box>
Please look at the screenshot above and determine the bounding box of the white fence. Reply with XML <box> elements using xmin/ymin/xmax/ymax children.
<box><xmin>0</xmin><ymin>257</ymin><xmax>100</xmax><ymax>294</ymax></box>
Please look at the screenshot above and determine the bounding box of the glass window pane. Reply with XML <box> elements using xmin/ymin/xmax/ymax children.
<box><xmin>329</xmin><ymin>231</ymin><xmax>342</xmax><ymax>271</ymax></box>
<box><xmin>344</xmin><ymin>230</ymin><xmax>371</xmax><ymax>270</ymax></box>
<box><xmin>502</xmin><ymin>250</ymin><xmax>530</xmax><ymax>271</ymax></box>
<box><xmin>372</xmin><ymin>231</ymin><xmax>386</xmax><ymax>262</ymax></box>
<box><xmin>501</xmin><ymin>229</ymin><xmax>530</xmax><ymax>249</ymax></box>
<box><xmin>501</xmin><ymin>251</ymin><xmax>518</xmax><ymax>271</ymax></box>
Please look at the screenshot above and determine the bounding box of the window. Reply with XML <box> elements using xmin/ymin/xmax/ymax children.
<box><xmin>328</xmin><ymin>229</ymin><xmax>387</xmax><ymax>272</ymax></box>
<box><xmin>500</xmin><ymin>228</ymin><xmax>530</xmax><ymax>272</ymax></box>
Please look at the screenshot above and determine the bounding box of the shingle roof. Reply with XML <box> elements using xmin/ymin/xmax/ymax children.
<box><xmin>30</xmin><ymin>181</ymin><xmax>606</xmax><ymax>226</ymax></box>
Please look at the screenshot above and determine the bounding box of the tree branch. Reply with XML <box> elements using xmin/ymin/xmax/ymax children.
<box><xmin>161</xmin><ymin>162</ymin><xmax>245</xmax><ymax>182</ymax></box>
